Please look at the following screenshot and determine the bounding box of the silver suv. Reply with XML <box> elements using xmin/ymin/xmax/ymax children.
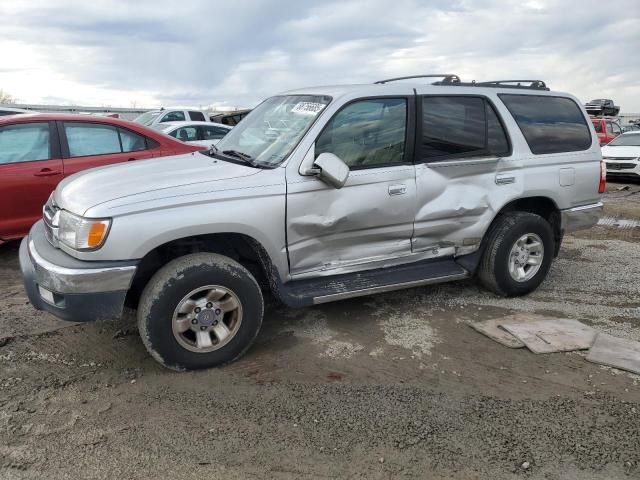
<box><xmin>20</xmin><ymin>75</ymin><xmax>604</xmax><ymax>370</ymax></box>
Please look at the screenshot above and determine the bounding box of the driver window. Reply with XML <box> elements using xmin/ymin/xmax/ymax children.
<box><xmin>316</xmin><ymin>98</ymin><xmax>407</xmax><ymax>169</ymax></box>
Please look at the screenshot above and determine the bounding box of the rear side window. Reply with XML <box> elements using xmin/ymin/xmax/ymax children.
<box><xmin>65</xmin><ymin>123</ymin><xmax>121</xmax><ymax>157</ymax></box>
<box><xmin>420</xmin><ymin>96</ymin><xmax>510</xmax><ymax>160</ymax></box>
<box><xmin>500</xmin><ymin>94</ymin><xmax>591</xmax><ymax>154</ymax></box>
<box><xmin>162</xmin><ymin>111</ymin><xmax>186</xmax><ymax>122</ymax></box>
<box><xmin>170</xmin><ymin>126</ymin><xmax>198</xmax><ymax>142</ymax></box>
<box><xmin>201</xmin><ymin>125</ymin><xmax>229</xmax><ymax>140</ymax></box>
<box><xmin>0</xmin><ymin>122</ymin><xmax>50</xmax><ymax>164</ymax></box>
<box><xmin>189</xmin><ymin>111</ymin><xmax>206</xmax><ymax>121</ymax></box>
<box><xmin>592</xmin><ymin>121</ymin><xmax>603</xmax><ymax>133</ymax></box>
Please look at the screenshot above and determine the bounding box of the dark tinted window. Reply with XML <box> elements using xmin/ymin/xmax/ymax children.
<box><xmin>500</xmin><ymin>94</ymin><xmax>591</xmax><ymax>154</ymax></box>
<box><xmin>0</xmin><ymin>122</ymin><xmax>50</xmax><ymax>164</ymax></box>
<box><xmin>486</xmin><ymin>103</ymin><xmax>510</xmax><ymax>155</ymax></box>
<box><xmin>189</xmin><ymin>111</ymin><xmax>206</xmax><ymax>121</ymax></box>
<box><xmin>420</xmin><ymin>96</ymin><xmax>509</xmax><ymax>160</ymax></box>
<box><xmin>119</xmin><ymin>128</ymin><xmax>147</xmax><ymax>152</ymax></box>
<box><xmin>316</xmin><ymin>98</ymin><xmax>407</xmax><ymax>169</ymax></box>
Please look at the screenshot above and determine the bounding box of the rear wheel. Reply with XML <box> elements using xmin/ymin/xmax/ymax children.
<box><xmin>137</xmin><ymin>253</ymin><xmax>263</xmax><ymax>370</ymax></box>
<box><xmin>478</xmin><ymin>212</ymin><xmax>554</xmax><ymax>297</ymax></box>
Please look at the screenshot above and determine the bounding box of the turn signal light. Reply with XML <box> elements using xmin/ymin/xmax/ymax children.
<box><xmin>87</xmin><ymin>222</ymin><xmax>108</xmax><ymax>248</ymax></box>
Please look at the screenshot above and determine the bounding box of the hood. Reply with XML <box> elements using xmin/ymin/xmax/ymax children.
<box><xmin>56</xmin><ymin>152</ymin><xmax>261</xmax><ymax>216</ymax></box>
<box><xmin>601</xmin><ymin>145</ymin><xmax>640</xmax><ymax>159</ymax></box>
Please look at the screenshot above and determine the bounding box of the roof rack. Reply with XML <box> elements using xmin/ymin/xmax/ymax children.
<box><xmin>374</xmin><ymin>74</ymin><xmax>550</xmax><ymax>91</ymax></box>
<box><xmin>374</xmin><ymin>74</ymin><xmax>461</xmax><ymax>85</ymax></box>
<box><xmin>473</xmin><ymin>80</ymin><xmax>549</xmax><ymax>90</ymax></box>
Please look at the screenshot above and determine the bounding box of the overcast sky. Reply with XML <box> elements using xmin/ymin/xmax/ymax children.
<box><xmin>1</xmin><ymin>0</ymin><xmax>638</xmax><ymax>112</ymax></box>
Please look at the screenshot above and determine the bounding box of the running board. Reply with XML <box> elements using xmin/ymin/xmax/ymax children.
<box><xmin>276</xmin><ymin>258</ymin><xmax>470</xmax><ymax>308</ymax></box>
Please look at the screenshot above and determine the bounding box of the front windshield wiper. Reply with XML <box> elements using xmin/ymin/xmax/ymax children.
<box><xmin>221</xmin><ymin>149</ymin><xmax>264</xmax><ymax>168</ymax></box>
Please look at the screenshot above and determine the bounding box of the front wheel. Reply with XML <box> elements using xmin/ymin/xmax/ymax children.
<box><xmin>137</xmin><ymin>253</ymin><xmax>263</xmax><ymax>371</ymax></box>
<box><xmin>478</xmin><ymin>212</ymin><xmax>554</xmax><ymax>297</ymax></box>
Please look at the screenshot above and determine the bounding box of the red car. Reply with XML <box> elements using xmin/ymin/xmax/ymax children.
<box><xmin>0</xmin><ymin>113</ymin><xmax>201</xmax><ymax>243</ymax></box>
<box><xmin>591</xmin><ymin>117</ymin><xmax>622</xmax><ymax>146</ymax></box>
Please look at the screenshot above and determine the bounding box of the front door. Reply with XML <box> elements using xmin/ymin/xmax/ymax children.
<box><xmin>286</xmin><ymin>97</ymin><xmax>417</xmax><ymax>276</ymax></box>
<box><xmin>0</xmin><ymin>121</ymin><xmax>62</xmax><ymax>240</ymax></box>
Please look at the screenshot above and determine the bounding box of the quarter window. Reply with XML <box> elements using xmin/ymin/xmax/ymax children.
<box><xmin>64</xmin><ymin>123</ymin><xmax>121</xmax><ymax>157</ymax></box>
<box><xmin>119</xmin><ymin>128</ymin><xmax>147</xmax><ymax>152</ymax></box>
<box><xmin>189</xmin><ymin>111</ymin><xmax>206</xmax><ymax>121</ymax></box>
<box><xmin>0</xmin><ymin>123</ymin><xmax>50</xmax><ymax>164</ymax></box>
<box><xmin>500</xmin><ymin>94</ymin><xmax>591</xmax><ymax>154</ymax></box>
<box><xmin>316</xmin><ymin>98</ymin><xmax>407</xmax><ymax>169</ymax></box>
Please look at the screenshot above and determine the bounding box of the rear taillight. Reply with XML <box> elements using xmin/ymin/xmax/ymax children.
<box><xmin>598</xmin><ymin>160</ymin><xmax>606</xmax><ymax>194</ymax></box>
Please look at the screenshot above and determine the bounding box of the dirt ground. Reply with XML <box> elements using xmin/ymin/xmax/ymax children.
<box><xmin>1</xmin><ymin>182</ymin><xmax>639</xmax><ymax>480</ymax></box>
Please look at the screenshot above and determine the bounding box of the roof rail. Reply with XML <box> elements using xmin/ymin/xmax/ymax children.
<box><xmin>374</xmin><ymin>74</ymin><xmax>460</xmax><ymax>85</ymax></box>
<box><xmin>474</xmin><ymin>80</ymin><xmax>549</xmax><ymax>90</ymax></box>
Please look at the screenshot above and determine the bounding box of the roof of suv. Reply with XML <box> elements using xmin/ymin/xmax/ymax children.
<box><xmin>283</xmin><ymin>81</ymin><xmax>570</xmax><ymax>101</ymax></box>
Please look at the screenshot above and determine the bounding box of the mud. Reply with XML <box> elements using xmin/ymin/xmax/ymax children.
<box><xmin>1</xmin><ymin>181</ymin><xmax>639</xmax><ymax>479</ymax></box>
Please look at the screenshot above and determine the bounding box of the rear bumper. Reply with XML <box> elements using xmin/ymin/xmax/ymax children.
<box><xmin>19</xmin><ymin>222</ymin><xmax>137</xmax><ymax>322</ymax></box>
<box><xmin>560</xmin><ymin>202</ymin><xmax>603</xmax><ymax>233</ymax></box>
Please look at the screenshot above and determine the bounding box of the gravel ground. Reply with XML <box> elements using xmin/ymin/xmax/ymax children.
<box><xmin>1</xmin><ymin>182</ymin><xmax>639</xmax><ymax>479</ymax></box>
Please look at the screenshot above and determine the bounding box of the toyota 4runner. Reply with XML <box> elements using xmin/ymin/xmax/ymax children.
<box><xmin>20</xmin><ymin>75</ymin><xmax>605</xmax><ymax>370</ymax></box>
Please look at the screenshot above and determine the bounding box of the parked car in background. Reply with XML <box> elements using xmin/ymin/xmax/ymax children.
<box><xmin>0</xmin><ymin>106</ymin><xmax>33</xmax><ymax>116</ymax></box>
<box><xmin>210</xmin><ymin>109</ymin><xmax>251</xmax><ymax>126</ymax></box>
<box><xmin>0</xmin><ymin>114</ymin><xmax>201</xmax><ymax>242</ymax></box>
<box><xmin>20</xmin><ymin>76</ymin><xmax>604</xmax><ymax>371</ymax></box>
<box><xmin>134</xmin><ymin>109</ymin><xmax>210</xmax><ymax>127</ymax></box>
<box><xmin>602</xmin><ymin>131</ymin><xmax>640</xmax><ymax>179</ymax></box>
<box><xmin>153</xmin><ymin>121</ymin><xmax>232</xmax><ymax>149</ymax></box>
<box><xmin>591</xmin><ymin>117</ymin><xmax>622</xmax><ymax>145</ymax></box>
<box><xmin>622</xmin><ymin>122</ymin><xmax>640</xmax><ymax>133</ymax></box>
<box><xmin>585</xmin><ymin>99</ymin><xmax>620</xmax><ymax>117</ymax></box>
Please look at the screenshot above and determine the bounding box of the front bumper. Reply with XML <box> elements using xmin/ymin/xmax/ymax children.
<box><xmin>560</xmin><ymin>202</ymin><xmax>603</xmax><ymax>233</ymax></box>
<box><xmin>19</xmin><ymin>221</ymin><xmax>137</xmax><ymax>322</ymax></box>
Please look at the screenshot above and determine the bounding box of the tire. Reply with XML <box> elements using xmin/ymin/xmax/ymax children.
<box><xmin>137</xmin><ymin>253</ymin><xmax>263</xmax><ymax>371</ymax></box>
<box><xmin>477</xmin><ymin>212</ymin><xmax>554</xmax><ymax>297</ymax></box>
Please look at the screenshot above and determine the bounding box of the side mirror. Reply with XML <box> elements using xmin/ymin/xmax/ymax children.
<box><xmin>312</xmin><ymin>153</ymin><xmax>349</xmax><ymax>189</ymax></box>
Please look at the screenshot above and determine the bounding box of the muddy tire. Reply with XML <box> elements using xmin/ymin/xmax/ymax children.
<box><xmin>477</xmin><ymin>212</ymin><xmax>554</xmax><ymax>297</ymax></box>
<box><xmin>137</xmin><ymin>253</ymin><xmax>263</xmax><ymax>371</ymax></box>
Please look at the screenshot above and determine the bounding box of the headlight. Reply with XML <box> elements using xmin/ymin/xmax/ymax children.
<box><xmin>58</xmin><ymin>211</ymin><xmax>111</xmax><ymax>250</ymax></box>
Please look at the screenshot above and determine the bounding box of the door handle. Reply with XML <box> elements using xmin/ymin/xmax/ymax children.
<box><xmin>388</xmin><ymin>184</ymin><xmax>407</xmax><ymax>196</ymax></box>
<box><xmin>127</xmin><ymin>157</ymin><xmax>136</xmax><ymax>161</ymax></box>
<box><xmin>495</xmin><ymin>173</ymin><xmax>515</xmax><ymax>185</ymax></box>
<box><xmin>34</xmin><ymin>169</ymin><xmax>62</xmax><ymax>177</ymax></box>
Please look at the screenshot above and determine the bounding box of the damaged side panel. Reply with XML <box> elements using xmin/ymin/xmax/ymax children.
<box><xmin>412</xmin><ymin>160</ymin><xmax>524</xmax><ymax>256</ymax></box>
<box><xmin>286</xmin><ymin>165</ymin><xmax>416</xmax><ymax>276</ymax></box>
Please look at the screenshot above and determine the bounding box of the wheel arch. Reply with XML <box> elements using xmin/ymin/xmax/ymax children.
<box><xmin>125</xmin><ymin>232</ymin><xmax>281</xmax><ymax>308</ymax></box>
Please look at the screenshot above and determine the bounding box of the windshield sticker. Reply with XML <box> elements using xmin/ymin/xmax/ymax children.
<box><xmin>291</xmin><ymin>102</ymin><xmax>327</xmax><ymax>116</ymax></box>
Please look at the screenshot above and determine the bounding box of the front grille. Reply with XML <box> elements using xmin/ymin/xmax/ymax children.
<box><xmin>42</xmin><ymin>196</ymin><xmax>60</xmax><ymax>247</ymax></box>
<box><xmin>606</xmin><ymin>163</ymin><xmax>636</xmax><ymax>171</ymax></box>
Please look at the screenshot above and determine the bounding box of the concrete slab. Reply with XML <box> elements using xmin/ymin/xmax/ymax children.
<box><xmin>500</xmin><ymin>318</ymin><xmax>596</xmax><ymax>354</ymax></box>
<box><xmin>469</xmin><ymin>317</ymin><xmax>526</xmax><ymax>348</ymax></box>
<box><xmin>586</xmin><ymin>333</ymin><xmax>640</xmax><ymax>375</ymax></box>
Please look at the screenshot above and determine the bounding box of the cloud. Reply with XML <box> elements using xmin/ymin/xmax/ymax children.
<box><xmin>0</xmin><ymin>0</ymin><xmax>638</xmax><ymax>111</ymax></box>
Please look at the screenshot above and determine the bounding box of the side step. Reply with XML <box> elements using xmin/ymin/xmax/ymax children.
<box><xmin>277</xmin><ymin>258</ymin><xmax>469</xmax><ymax>308</ymax></box>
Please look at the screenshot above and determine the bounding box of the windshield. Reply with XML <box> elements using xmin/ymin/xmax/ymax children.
<box><xmin>214</xmin><ymin>94</ymin><xmax>332</xmax><ymax>167</ymax></box>
<box><xmin>134</xmin><ymin>111</ymin><xmax>161</xmax><ymax>125</ymax></box>
<box><xmin>608</xmin><ymin>133</ymin><xmax>640</xmax><ymax>147</ymax></box>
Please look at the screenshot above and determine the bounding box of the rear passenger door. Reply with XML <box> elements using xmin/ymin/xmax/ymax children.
<box><xmin>60</xmin><ymin>122</ymin><xmax>155</xmax><ymax>178</ymax></box>
<box><xmin>412</xmin><ymin>94</ymin><xmax>511</xmax><ymax>257</ymax></box>
<box><xmin>0</xmin><ymin>121</ymin><xmax>63</xmax><ymax>239</ymax></box>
